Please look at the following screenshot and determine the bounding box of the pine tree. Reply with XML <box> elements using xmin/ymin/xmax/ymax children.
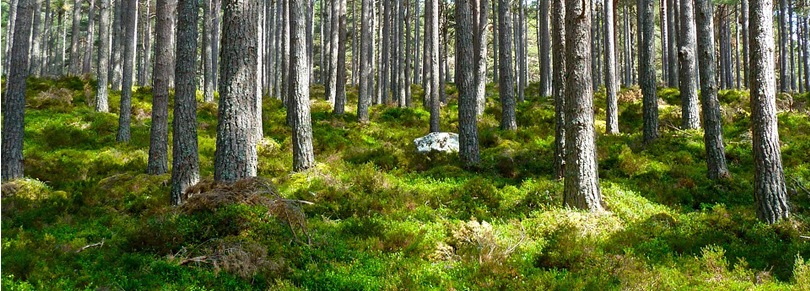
<box><xmin>171</xmin><ymin>0</ymin><xmax>200</xmax><ymax>204</ymax></box>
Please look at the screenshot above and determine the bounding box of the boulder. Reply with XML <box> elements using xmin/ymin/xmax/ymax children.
<box><xmin>414</xmin><ymin>132</ymin><xmax>459</xmax><ymax>154</ymax></box>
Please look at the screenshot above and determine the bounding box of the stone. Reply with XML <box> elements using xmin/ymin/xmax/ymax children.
<box><xmin>414</xmin><ymin>132</ymin><xmax>459</xmax><ymax>154</ymax></box>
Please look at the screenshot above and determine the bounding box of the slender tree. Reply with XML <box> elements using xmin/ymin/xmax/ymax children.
<box><xmin>215</xmin><ymin>0</ymin><xmax>259</xmax><ymax>183</ymax></box>
<box><xmin>326</xmin><ymin>0</ymin><xmax>340</xmax><ymax>103</ymax></box>
<box><xmin>429</xmin><ymin>0</ymin><xmax>441</xmax><ymax>132</ymax></box>
<box><xmin>750</xmin><ymin>0</ymin><xmax>790</xmax><ymax>223</ymax></box>
<box><xmin>335</xmin><ymin>0</ymin><xmax>348</xmax><ymax>114</ymax></box>
<box><xmin>695</xmin><ymin>0</ymin><xmax>729</xmax><ymax>180</ymax></box>
<box><xmin>604</xmin><ymin>0</ymin><xmax>618</xmax><ymax>134</ymax></box>
<box><xmin>538</xmin><ymin>0</ymin><xmax>550</xmax><ymax>96</ymax></box>
<box><xmin>81</xmin><ymin>0</ymin><xmax>96</xmax><ymax>75</ymax></box>
<box><xmin>29</xmin><ymin>0</ymin><xmax>44</xmax><ymax>76</ymax></box>
<box><xmin>358</xmin><ymin>0</ymin><xmax>373</xmax><ymax>121</ymax></box>
<box><xmin>666</xmin><ymin>0</ymin><xmax>678</xmax><ymax>87</ymax></box>
<box><xmin>552</xmin><ymin>0</ymin><xmax>565</xmax><ymax>180</ymax></box>
<box><xmin>741</xmin><ymin>0</ymin><xmax>748</xmax><ymax>87</ymax></box>
<box><xmin>563</xmin><ymin>0</ymin><xmax>602</xmax><ymax>211</ymax></box>
<box><xmin>111</xmin><ymin>0</ymin><xmax>122</xmax><ymax>87</ymax></box>
<box><xmin>678</xmin><ymin>0</ymin><xmax>700</xmax><ymax>129</ymax></box>
<box><xmin>498</xmin><ymin>0</ymin><xmax>516</xmax><ymax>130</ymax></box>
<box><xmin>2</xmin><ymin>0</ymin><xmax>33</xmax><ymax>181</ymax></box>
<box><xmin>116</xmin><ymin>0</ymin><xmax>138</xmax><ymax>142</ymax></box>
<box><xmin>473</xmin><ymin>0</ymin><xmax>488</xmax><ymax>115</ymax></box>
<box><xmin>202</xmin><ymin>0</ymin><xmax>214</xmax><ymax>102</ymax></box>
<box><xmin>69</xmin><ymin>0</ymin><xmax>82</xmax><ymax>74</ymax></box>
<box><xmin>290</xmin><ymin>0</ymin><xmax>316</xmax><ymax>171</ymax></box>
<box><xmin>457</xmin><ymin>0</ymin><xmax>480</xmax><ymax>166</ymax></box>
<box><xmin>96</xmin><ymin>0</ymin><xmax>111</xmax><ymax>112</ymax></box>
<box><xmin>171</xmin><ymin>0</ymin><xmax>200</xmax><ymax>204</ymax></box>
<box><xmin>639</xmin><ymin>0</ymin><xmax>658</xmax><ymax>143</ymax></box>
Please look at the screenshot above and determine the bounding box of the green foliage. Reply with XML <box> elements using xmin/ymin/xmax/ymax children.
<box><xmin>3</xmin><ymin>78</ymin><xmax>809</xmax><ymax>290</ymax></box>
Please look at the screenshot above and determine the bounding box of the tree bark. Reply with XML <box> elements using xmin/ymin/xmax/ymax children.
<box><xmin>69</xmin><ymin>0</ymin><xmax>82</xmax><ymax>75</ymax></box>
<box><xmin>116</xmin><ymin>0</ymin><xmax>138</xmax><ymax>142</ymax></box>
<box><xmin>678</xmin><ymin>0</ymin><xmax>700</xmax><ymax>130</ymax></box>
<box><xmin>215</xmin><ymin>0</ymin><xmax>259</xmax><ymax>183</ymax></box>
<box><xmin>203</xmin><ymin>0</ymin><xmax>214</xmax><ymax>101</ymax></box>
<box><xmin>472</xmin><ymin>0</ymin><xmax>488</xmax><ymax>115</ymax></box>
<box><xmin>666</xmin><ymin>0</ymin><xmax>678</xmax><ymax>87</ymax></box>
<box><xmin>96</xmin><ymin>0</ymin><xmax>111</xmax><ymax>112</ymax></box>
<box><xmin>429</xmin><ymin>0</ymin><xmax>441</xmax><ymax>132</ymax></box>
<box><xmin>497</xmin><ymin>0</ymin><xmax>516</xmax><ymax>130</ymax></box>
<box><xmin>290</xmin><ymin>0</ymin><xmax>316</xmax><ymax>171</ymax></box>
<box><xmin>29</xmin><ymin>0</ymin><xmax>43</xmax><ymax>76</ymax></box>
<box><xmin>457</xmin><ymin>0</ymin><xmax>480</xmax><ymax>166</ymax></box>
<box><xmin>326</xmin><ymin>0</ymin><xmax>340</xmax><ymax>103</ymax></box>
<box><xmin>82</xmin><ymin>0</ymin><xmax>96</xmax><ymax>75</ymax></box>
<box><xmin>3</xmin><ymin>0</ymin><xmax>19</xmax><ymax>77</ymax></box>
<box><xmin>171</xmin><ymin>0</ymin><xmax>200</xmax><ymax>204</ymax></box>
<box><xmin>695</xmin><ymin>0</ymin><xmax>729</xmax><ymax>180</ymax></box>
<box><xmin>147</xmin><ymin>0</ymin><xmax>172</xmax><ymax>170</ymax></box>
<box><xmin>538</xmin><ymin>0</ymin><xmax>550</xmax><ymax>96</ymax></box>
<box><xmin>750</xmin><ymin>0</ymin><xmax>790</xmax><ymax>224</ymax></box>
<box><xmin>357</xmin><ymin>0</ymin><xmax>373</xmax><ymax>121</ymax></box>
<box><xmin>552</xmin><ymin>0</ymin><xmax>565</xmax><ymax>180</ymax></box>
<box><xmin>111</xmin><ymin>0</ymin><xmax>122</xmax><ymax>87</ymax></box>
<box><xmin>604</xmin><ymin>0</ymin><xmax>618</xmax><ymax>134</ymax></box>
<box><xmin>639</xmin><ymin>0</ymin><xmax>658</xmax><ymax>143</ymax></box>
<box><xmin>778</xmin><ymin>0</ymin><xmax>787</xmax><ymax>92</ymax></box>
<box><xmin>563</xmin><ymin>0</ymin><xmax>602</xmax><ymax>212</ymax></box>
<box><xmin>2</xmin><ymin>0</ymin><xmax>33</xmax><ymax>181</ymax></box>
<box><xmin>492</xmin><ymin>0</ymin><xmax>498</xmax><ymax>83</ymax></box>
<box><xmin>741</xmin><ymin>0</ymin><xmax>748</xmax><ymax>87</ymax></box>
<box><xmin>335</xmin><ymin>0</ymin><xmax>348</xmax><ymax>114</ymax></box>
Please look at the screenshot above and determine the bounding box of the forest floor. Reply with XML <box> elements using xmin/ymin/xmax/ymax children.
<box><xmin>2</xmin><ymin>76</ymin><xmax>810</xmax><ymax>290</ymax></box>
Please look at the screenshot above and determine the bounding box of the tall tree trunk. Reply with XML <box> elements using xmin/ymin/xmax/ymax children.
<box><xmin>381</xmin><ymin>0</ymin><xmax>390</xmax><ymax>104</ymax></box>
<box><xmin>457</xmin><ymin>0</ymin><xmax>480</xmax><ymax>166</ymax></box>
<box><xmin>741</xmin><ymin>0</ymin><xmax>748</xmax><ymax>87</ymax></box>
<box><xmin>96</xmin><ymin>0</ymin><xmax>111</xmax><ymax>112</ymax></box>
<box><xmin>149</xmin><ymin>0</ymin><xmax>173</xmax><ymax>171</ymax></box>
<box><xmin>290</xmin><ymin>0</ymin><xmax>315</xmax><ymax>171</ymax></box>
<box><xmin>111</xmin><ymin>0</ymin><xmax>122</xmax><ymax>87</ymax></box>
<box><xmin>735</xmin><ymin>4</ymin><xmax>741</xmax><ymax>89</ymax></box>
<box><xmin>60</xmin><ymin>9</ymin><xmax>68</xmax><ymax>75</ymax></box>
<box><xmin>41</xmin><ymin>0</ymin><xmax>51</xmax><ymax>76</ymax></box>
<box><xmin>69</xmin><ymin>0</ymin><xmax>83</xmax><ymax>75</ymax></box>
<box><xmin>472</xmin><ymin>0</ymin><xmax>488</xmax><ymax>115</ymax></box>
<box><xmin>397</xmin><ymin>0</ymin><xmax>407</xmax><ymax>106</ymax></box>
<box><xmin>695</xmin><ymin>0</ymin><xmax>729</xmax><ymax>180</ymax></box>
<box><xmin>749</xmin><ymin>0</ymin><xmax>790</xmax><ymax>224</ymax></box>
<box><xmin>171</xmin><ymin>0</ymin><xmax>200</xmax><ymax>204</ymax></box>
<box><xmin>212</xmin><ymin>0</ymin><xmax>220</xmax><ymax>91</ymax></box>
<box><xmin>492</xmin><ymin>0</ymin><xmax>498</xmax><ymax>83</ymax></box>
<box><xmin>254</xmin><ymin>0</ymin><xmax>264</xmax><ymax>141</ymax></box>
<box><xmin>666</xmin><ymin>0</ymin><xmax>678</xmax><ymax>87</ymax></box>
<box><xmin>678</xmin><ymin>0</ymin><xmax>700</xmax><ymax>130</ymax></box>
<box><xmin>326</xmin><ymin>0</ymin><xmax>339</xmax><ymax>103</ymax></box>
<box><xmin>516</xmin><ymin>0</ymin><xmax>526</xmax><ymax>103</ymax></box>
<box><xmin>404</xmin><ymin>0</ymin><xmax>412</xmax><ymax>106</ymax></box>
<box><xmin>3</xmin><ymin>0</ymin><xmax>19</xmax><ymax>77</ymax></box>
<box><xmin>358</xmin><ymin>0</ymin><xmax>373</xmax><ymax>121</ymax></box>
<box><xmin>428</xmin><ymin>0</ymin><xmax>441</xmax><ymax>132</ymax></box>
<box><xmin>552</xmin><ymin>0</ymin><xmax>565</xmax><ymax>180</ymax></box>
<box><xmin>604</xmin><ymin>0</ymin><xmax>618</xmax><ymax>134</ymax></box>
<box><xmin>203</xmin><ymin>0</ymin><xmax>214</xmax><ymax>101</ymax></box>
<box><xmin>538</xmin><ymin>0</ymin><xmax>550</xmax><ymax>96</ymax></box>
<box><xmin>117</xmin><ymin>0</ymin><xmax>138</xmax><ymax>142</ymax></box>
<box><xmin>2</xmin><ymin>0</ymin><xmax>32</xmax><ymax>181</ymax></box>
<box><xmin>335</xmin><ymin>0</ymin><xmax>348</xmax><ymax>114</ymax></box>
<box><xmin>82</xmin><ymin>0</ymin><xmax>96</xmax><ymax>75</ymax></box>
<box><xmin>563</xmin><ymin>0</ymin><xmax>602</xmax><ymax>212</ymax></box>
<box><xmin>779</xmin><ymin>0</ymin><xmax>787</xmax><ymax>92</ymax></box>
<box><xmin>639</xmin><ymin>0</ymin><xmax>658</xmax><ymax>143</ymax></box>
<box><xmin>789</xmin><ymin>0</ymin><xmax>795</xmax><ymax>91</ymax></box>
<box><xmin>29</xmin><ymin>0</ymin><xmax>43</xmax><ymax>76</ymax></box>
<box><xmin>215</xmin><ymin>0</ymin><xmax>259</xmax><ymax>183</ymax></box>
<box><xmin>422</xmin><ymin>0</ymin><xmax>431</xmax><ymax>105</ymax></box>
<box><xmin>660</xmin><ymin>0</ymin><xmax>667</xmax><ymax>84</ymax></box>
<box><xmin>498</xmin><ymin>0</ymin><xmax>516</xmax><ymax>130</ymax></box>
<box><xmin>414</xmin><ymin>0</ymin><xmax>421</xmax><ymax>84</ymax></box>
<box><xmin>804</xmin><ymin>17</ymin><xmax>809</xmax><ymax>91</ymax></box>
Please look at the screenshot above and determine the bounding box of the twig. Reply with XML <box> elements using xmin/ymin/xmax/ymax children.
<box><xmin>800</xmin><ymin>235</ymin><xmax>810</xmax><ymax>240</ymax></box>
<box><xmin>75</xmin><ymin>238</ymin><xmax>105</xmax><ymax>253</ymax></box>
<box><xmin>279</xmin><ymin>199</ymin><xmax>314</xmax><ymax>205</ymax></box>
<box><xmin>793</xmin><ymin>178</ymin><xmax>810</xmax><ymax>196</ymax></box>
<box><xmin>177</xmin><ymin>256</ymin><xmax>212</xmax><ymax>265</ymax></box>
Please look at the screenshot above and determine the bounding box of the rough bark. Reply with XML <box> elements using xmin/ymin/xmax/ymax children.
<box><xmin>326</xmin><ymin>0</ymin><xmax>340</xmax><ymax>103</ymax></box>
<box><xmin>472</xmin><ymin>0</ymin><xmax>488</xmax><ymax>115</ymax></box>
<box><xmin>148</xmin><ymin>0</ymin><xmax>171</xmax><ymax>174</ymax></box>
<box><xmin>497</xmin><ymin>0</ymin><xmax>516</xmax><ymax>130</ymax></box>
<box><xmin>639</xmin><ymin>0</ymin><xmax>658</xmax><ymax>143</ymax></box>
<box><xmin>96</xmin><ymin>0</ymin><xmax>111</xmax><ymax>112</ymax></box>
<box><xmin>457</xmin><ymin>0</ymin><xmax>480</xmax><ymax>166</ymax></box>
<box><xmin>678</xmin><ymin>0</ymin><xmax>700</xmax><ymax>130</ymax></box>
<box><xmin>604</xmin><ymin>0</ymin><xmax>618</xmax><ymax>134</ymax></box>
<box><xmin>563</xmin><ymin>0</ymin><xmax>602</xmax><ymax>212</ymax></box>
<box><xmin>82</xmin><ymin>0</ymin><xmax>96</xmax><ymax>75</ymax></box>
<box><xmin>428</xmin><ymin>0</ymin><xmax>441</xmax><ymax>132</ymax></box>
<box><xmin>492</xmin><ymin>0</ymin><xmax>498</xmax><ymax>82</ymax></box>
<box><xmin>516</xmin><ymin>0</ymin><xmax>526</xmax><ymax>103</ymax></box>
<box><xmin>202</xmin><ymin>0</ymin><xmax>214</xmax><ymax>102</ymax></box>
<box><xmin>171</xmin><ymin>0</ymin><xmax>200</xmax><ymax>204</ymax></box>
<box><xmin>334</xmin><ymin>0</ymin><xmax>348</xmax><ymax>114</ymax></box>
<box><xmin>69</xmin><ymin>0</ymin><xmax>82</xmax><ymax>75</ymax></box>
<box><xmin>215</xmin><ymin>0</ymin><xmax>259</xmax><ymax>183</ymax></box>
<box><xmin>212</xmin><ymin>0</ymin><xmax>220</xmax><ymax>91</ymax></box>
<box><xmin>666</xmin><ymin>0</ymin><xmax>678</xmax><ymax>87</ymax></box>
<box><xmin>779</xmin><ymin>0</ymin><xmax>787</xmax><ymax>92</ymax></box>
<box><xmin>404</xmin><ymin>0</ymin><xmax>412</xmax><ymax>107</ymax></box>
<box><xmin>538</xmin><ymin>0</ymin><xmax>550</xmax><ymax>96</ymax></box>
<box><xmin>552</xmin><ymin>0</ymin><xmax>565</xmax><ymax>180</ymax></box>
<box><xmin>29</xmin><ymin>0</ymin><xmax>43</xmax><ymax>76</ymax></box>
<box><xmin>357</xmin><ymin>0</ymin><xmax>373</xmax><ymax>121</ymax></box>
<box><xmin>2</xmin><ymin>0</ymin><xmax>33</xmax><ymax>181</ymax></box>
<box><xmin>695</xmin><ymin>0</ymin><xmax>729</xmax><ymax>180</ymax></box>
<box><xmin>741</xmin><ymin>0</ymin><xmax>748</xmax><ymax>87</ymax></box>
<box><xmin>750</xmin><ymin>0</ymin><xmax>790</xmax><ymax>224</ymax></box>
<box><xmin>116</xmin><ymin>0</ymin><xmax>138</xmax><ymax>142</ymax></box>
<box><xmin>290</xmin><ymin>0</ymin><xmax>316</xmax><ymax>171</ymax></box>
<box><xmin>111</xmin><ymin>0</ymin><xmax>122</xmax><ymax>87</ymax></box>
<box><xmin>3</xmin><ymin>0</ymin><xmax>19</xmax><ymax>77</ymax></box>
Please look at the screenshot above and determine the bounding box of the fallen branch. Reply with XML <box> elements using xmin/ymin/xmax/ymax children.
<box><xmin>177</xmin><ymin>255</ymin><xmax>212</xmax><ymax>265</ymax></box>
<box><xmin>279</xmin><ymin>199</ymin><xmax>314</xmax><ymax>205</ymax></box>
<box><xmin>75</xmin><ymin>238</ymin><xmax>105</xmax><ymax>253</ymax></box>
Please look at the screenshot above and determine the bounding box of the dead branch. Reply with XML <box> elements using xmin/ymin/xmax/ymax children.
<box><xmin>75</xmin><ymin>238</ymin><xmax>105</xmax><ymax>253</ymax></box>
<box><xmin>177</xmin><ymin>255</ymin><xmax>212</xmax><ymax>265</ymax></box>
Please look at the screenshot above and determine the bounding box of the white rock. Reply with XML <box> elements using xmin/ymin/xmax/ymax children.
<box><xmin>414</xmin><ymin>132</ymin><xmax>459</xmax><ymax>154</ymax></box>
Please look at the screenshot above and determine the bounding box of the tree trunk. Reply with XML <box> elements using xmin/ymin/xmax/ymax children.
<box><xmin>212</xmin><ymin>0</ymin><xmax>220</xmax><ymax>91</ymax></box>
<box><xmin>41</xmin><ymin>0</ymin><xmax>51</xmax><ymax>76</ymax></box>
<box><xmin>639</xmin><ymin>0</ymin><xmax>658</xmax><ymax>143</ymax></box>
<box><xmin>492</xmin><ymin>0</ymin><xmax>498</xmax><ymax>83</ymax></box>
<box><xmin>381</xmin><ymin>0</ymin><xmax>390</xmax><ymax>104</ymax></box>
<box><xmin>750</xmin><ymin>0</ymin><xmax>790</xmax><ymax>224</ymax></box>
<box><xmin>695</xmin><ymin>0</ymin><xmax>729</xmax><ymax>180</ymax></box>
<box><xmin>290</xmin><ymin>0</ymin><xmax>316</xmax><ymax>171</ymax></box>
<box><xmin>82</xmin><ymin>0</ymin><xmax>96</xmax><ymax>75</ymax></box>
<box><xmin>497</xmin><ymin>0</ymin><xmax>516</xmax><ymax>130</ymax></box>
<box><xmin>735</xmin><ymin>5</ymin><xmax>741</xmax><ymax>89</ymax></box>
<box><xmin>68</xmin><ymin>0</ymin><xmax>82</xmax><ymax>74</ymax></box>
<box><xmin>335</xmin><ymin>0</ymin><xmax>348</xmax><ymax>114</ymax></box>
<box><xmin>604</xmin><ymin>0</ymin><xmax>618</xmax><ymax>134</ymax></box>
<box><xmin>741</xmin><ymin>0</ymin><xmax>748</xmax><ymax>87</ymax></box>
<box><xmin>3</xmin><ymin>0</ymin><xmax>19</xmax><ymax>77</ymax></box>
<box><xmin>789</xmin><ymin>0</ymin><xmax>796</xmax><ymax>91</ymax></box>
<box><xmin>779</xmin><ymin>0</ymin><xmax>787</xmax><ymax>92</ymax></box>
<box><xmin>111</xmin><ymin>0</ymin><xmax>122</xmax><ymax>87</ymax></box>
<box><xmin>326</xmin><ymin>0</ymin><xmax>340</xmax><ymax>103</ymax></box>
<box><xmin>148</xmin><ymin>0</ymin><xmax>173</xmax><ymax>170</ymax></box>
<box><xmin>563</xmin><ymin>0</ymin><xmax>602</xmax><ymax>212</ymax></box>
<box><xmin>405</xmin><ymin>0</ymin><xmax>412</xmax><ymax>106</ymax></box>
<box><xmin>666</xmin><ymin>0</ymin><xmax>678</xmax><ymax>87</ymax></box>
<box><xmin>171</xmin><ymin>0</ymin><xmax>200</xmax><ymax>204</ymax></box>
<box><xmin>457</xmin><ymin>0</ymin><xmax>480</xmax><ymax>166</ymax></box>
<box><xmin>472</xmin><ymin>0</ymin><xmax>488</xmax><ymax>115</ymax></box>
<box><xmin>516</xmin><ymin>0</ymin><xmax>526</xmax><ymax>103</ymax></box>
<box><xmin>678</xmin><ymin>0</ymin><xmax>700</xmax><ymax>130</ymax></box>
<box><xmin>429</xmin><ymin>0</ymin><xmax>441</xmax><ymax>132</ymax></box>
<box><xmin>358</xmin><ymin>0</ymin><xmax>373</xmax><ymax>121</ymax></box>
<box><xmin>2</xmin><ymin>0</ymin><xmax>33</xmax><ymax>181</ymax></box>
<box><xmin>215</xmin><ymin>0</ymin><xmax>259</xmax><ymax>183</ymax></box>
<box><xmin>414</xmin><ymin>0</ymin><xmax>421</xmax><ymax>85</ymax></box>
<box><xmin>96</xmin><ymin>0</ymin><xmax>111</xmax><ymax>112</ymax></box>
<box><xmin>116</xmin><ymin>0</ymin><xmax>138</xmax><ymax>142</ymax></box>
<box><xmin>203</xmin><ymin>0</ymin><xmax>214</xmax><ymax>101</ymax></box>
<box><xmin>397</xmin><ymin>0</ymin><xmax>407</xmax><ymax>106</ymax></box>
<box><xmin>538</xmin><ymin>0</ymin><xmax>550</xmax><ymax>96</ymax></box>
<box><xmin>29</xmin><ymin>0</ymin><xmax>43</xmax><ymax>76</ymax></box>
<box><xmin>255</xmin><ymin>0</ymin><xmax>264</xmax><ymax>141</ymax></box>
<box><xmin>60</xmin><ymin>9</ymin><xmax>68</xmax><ymax>75</ymax></box>
<box><xmin>552</xmin><ymin>0</ymin><xmax>565</xmax><ymax>180</ymax></box>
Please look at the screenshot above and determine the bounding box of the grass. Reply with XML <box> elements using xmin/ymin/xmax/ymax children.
<box><xmin>2</xmin><ymin>76</ymin><xmax>810</xmax><ymax>290</ymax></box>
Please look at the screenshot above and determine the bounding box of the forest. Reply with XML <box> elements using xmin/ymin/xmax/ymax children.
<box><xmin>1</xmin><ymin>0</ymin><xmax>810</xmax><ymax>289</ymax></box>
